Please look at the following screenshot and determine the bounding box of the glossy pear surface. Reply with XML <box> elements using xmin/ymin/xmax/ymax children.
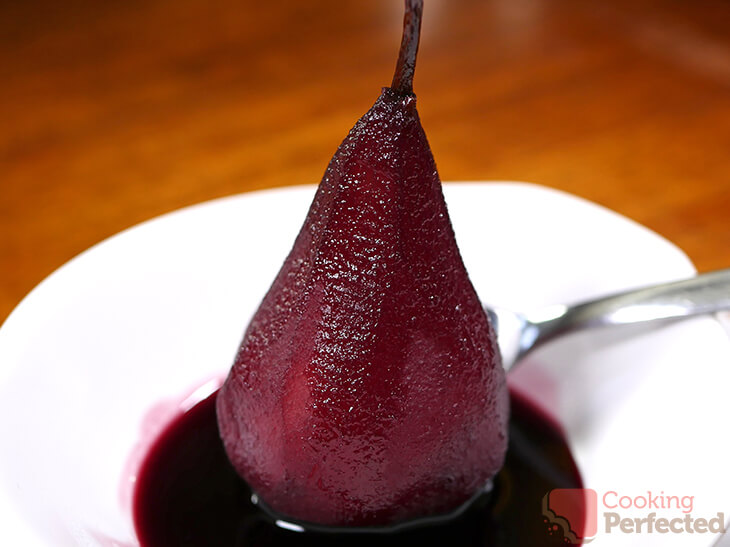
<box><xmin>217</xmin><ymin>88</ymin><xmax>509</xmax><ymax>527</ymax></box>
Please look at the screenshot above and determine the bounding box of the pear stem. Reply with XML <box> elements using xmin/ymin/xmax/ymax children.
<box><xmin>391</xmin><ymin>0</ymin><xmax>423</xmax><ymax>96</ymax></box>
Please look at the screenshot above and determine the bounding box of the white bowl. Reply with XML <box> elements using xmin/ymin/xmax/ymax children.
<box><xmin>0</xmin><ymin>182</ymin><xmax>728</xmax><ymax>546</ymax></box>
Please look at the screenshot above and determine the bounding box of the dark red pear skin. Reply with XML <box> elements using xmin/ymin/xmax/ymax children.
<box><xmin>216</xmin><ymin>87</ymin><xmax>509</xmax><ymax>527</ymax></box>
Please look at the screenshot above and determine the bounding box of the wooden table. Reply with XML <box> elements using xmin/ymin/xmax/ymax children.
<box><xmin>2</xmin><ymin>0</ymin><xmax>729</xmax><ymax>323</ymax></box>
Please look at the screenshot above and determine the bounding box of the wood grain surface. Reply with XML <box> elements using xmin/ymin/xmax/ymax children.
<box><xmin>2</xmin><ymin>0</ymin><xmax>729</xmax><ymax>323</ymax></box>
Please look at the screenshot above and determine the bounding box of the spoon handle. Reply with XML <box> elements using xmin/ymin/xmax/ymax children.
<box><xmin>530</xmin><ymin>268</ymin><xmax>730</xmax><ymax>347</ymax></box>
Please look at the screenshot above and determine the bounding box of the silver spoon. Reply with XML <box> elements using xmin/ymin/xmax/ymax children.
<box><xmin>486</xmin><ymin>268</ymin><xmax>730</xmax><ymax>371</ymax></box>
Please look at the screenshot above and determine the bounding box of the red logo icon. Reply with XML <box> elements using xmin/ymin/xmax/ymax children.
<box><xmin>543</xmin><ymin>488</ymin><xmax>598</xmax><ymax>543</ymax></box>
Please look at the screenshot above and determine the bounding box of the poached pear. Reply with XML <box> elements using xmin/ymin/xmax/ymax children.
<box><xmin>217</xmin><ymin>0</ymin><xmax>508</xmax><ymax>527</ymax></box>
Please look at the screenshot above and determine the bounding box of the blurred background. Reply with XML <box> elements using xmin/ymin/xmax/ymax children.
<box><xmin>2</xmin><ymin>0</ymin><xmax>729</xmax><ymax>323</ymax></box>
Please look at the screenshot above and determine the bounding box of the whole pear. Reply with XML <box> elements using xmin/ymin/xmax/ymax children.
<box><xmin>217</xmin><ymin>0</ymin><xmax>508</xmax><ymax>528</ymax></box>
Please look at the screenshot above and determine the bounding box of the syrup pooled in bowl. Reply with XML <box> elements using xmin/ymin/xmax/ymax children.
<box><xmin>133</xmin><ymin>388</ymin><xmax>586</xmax><ymax>546</ymax></box>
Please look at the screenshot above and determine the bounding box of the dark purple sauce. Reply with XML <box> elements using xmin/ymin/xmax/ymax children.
<box><xmin>133</xmin><ymin>389</ymin><xmax>585</xmax><ymax>546</ymax></box>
